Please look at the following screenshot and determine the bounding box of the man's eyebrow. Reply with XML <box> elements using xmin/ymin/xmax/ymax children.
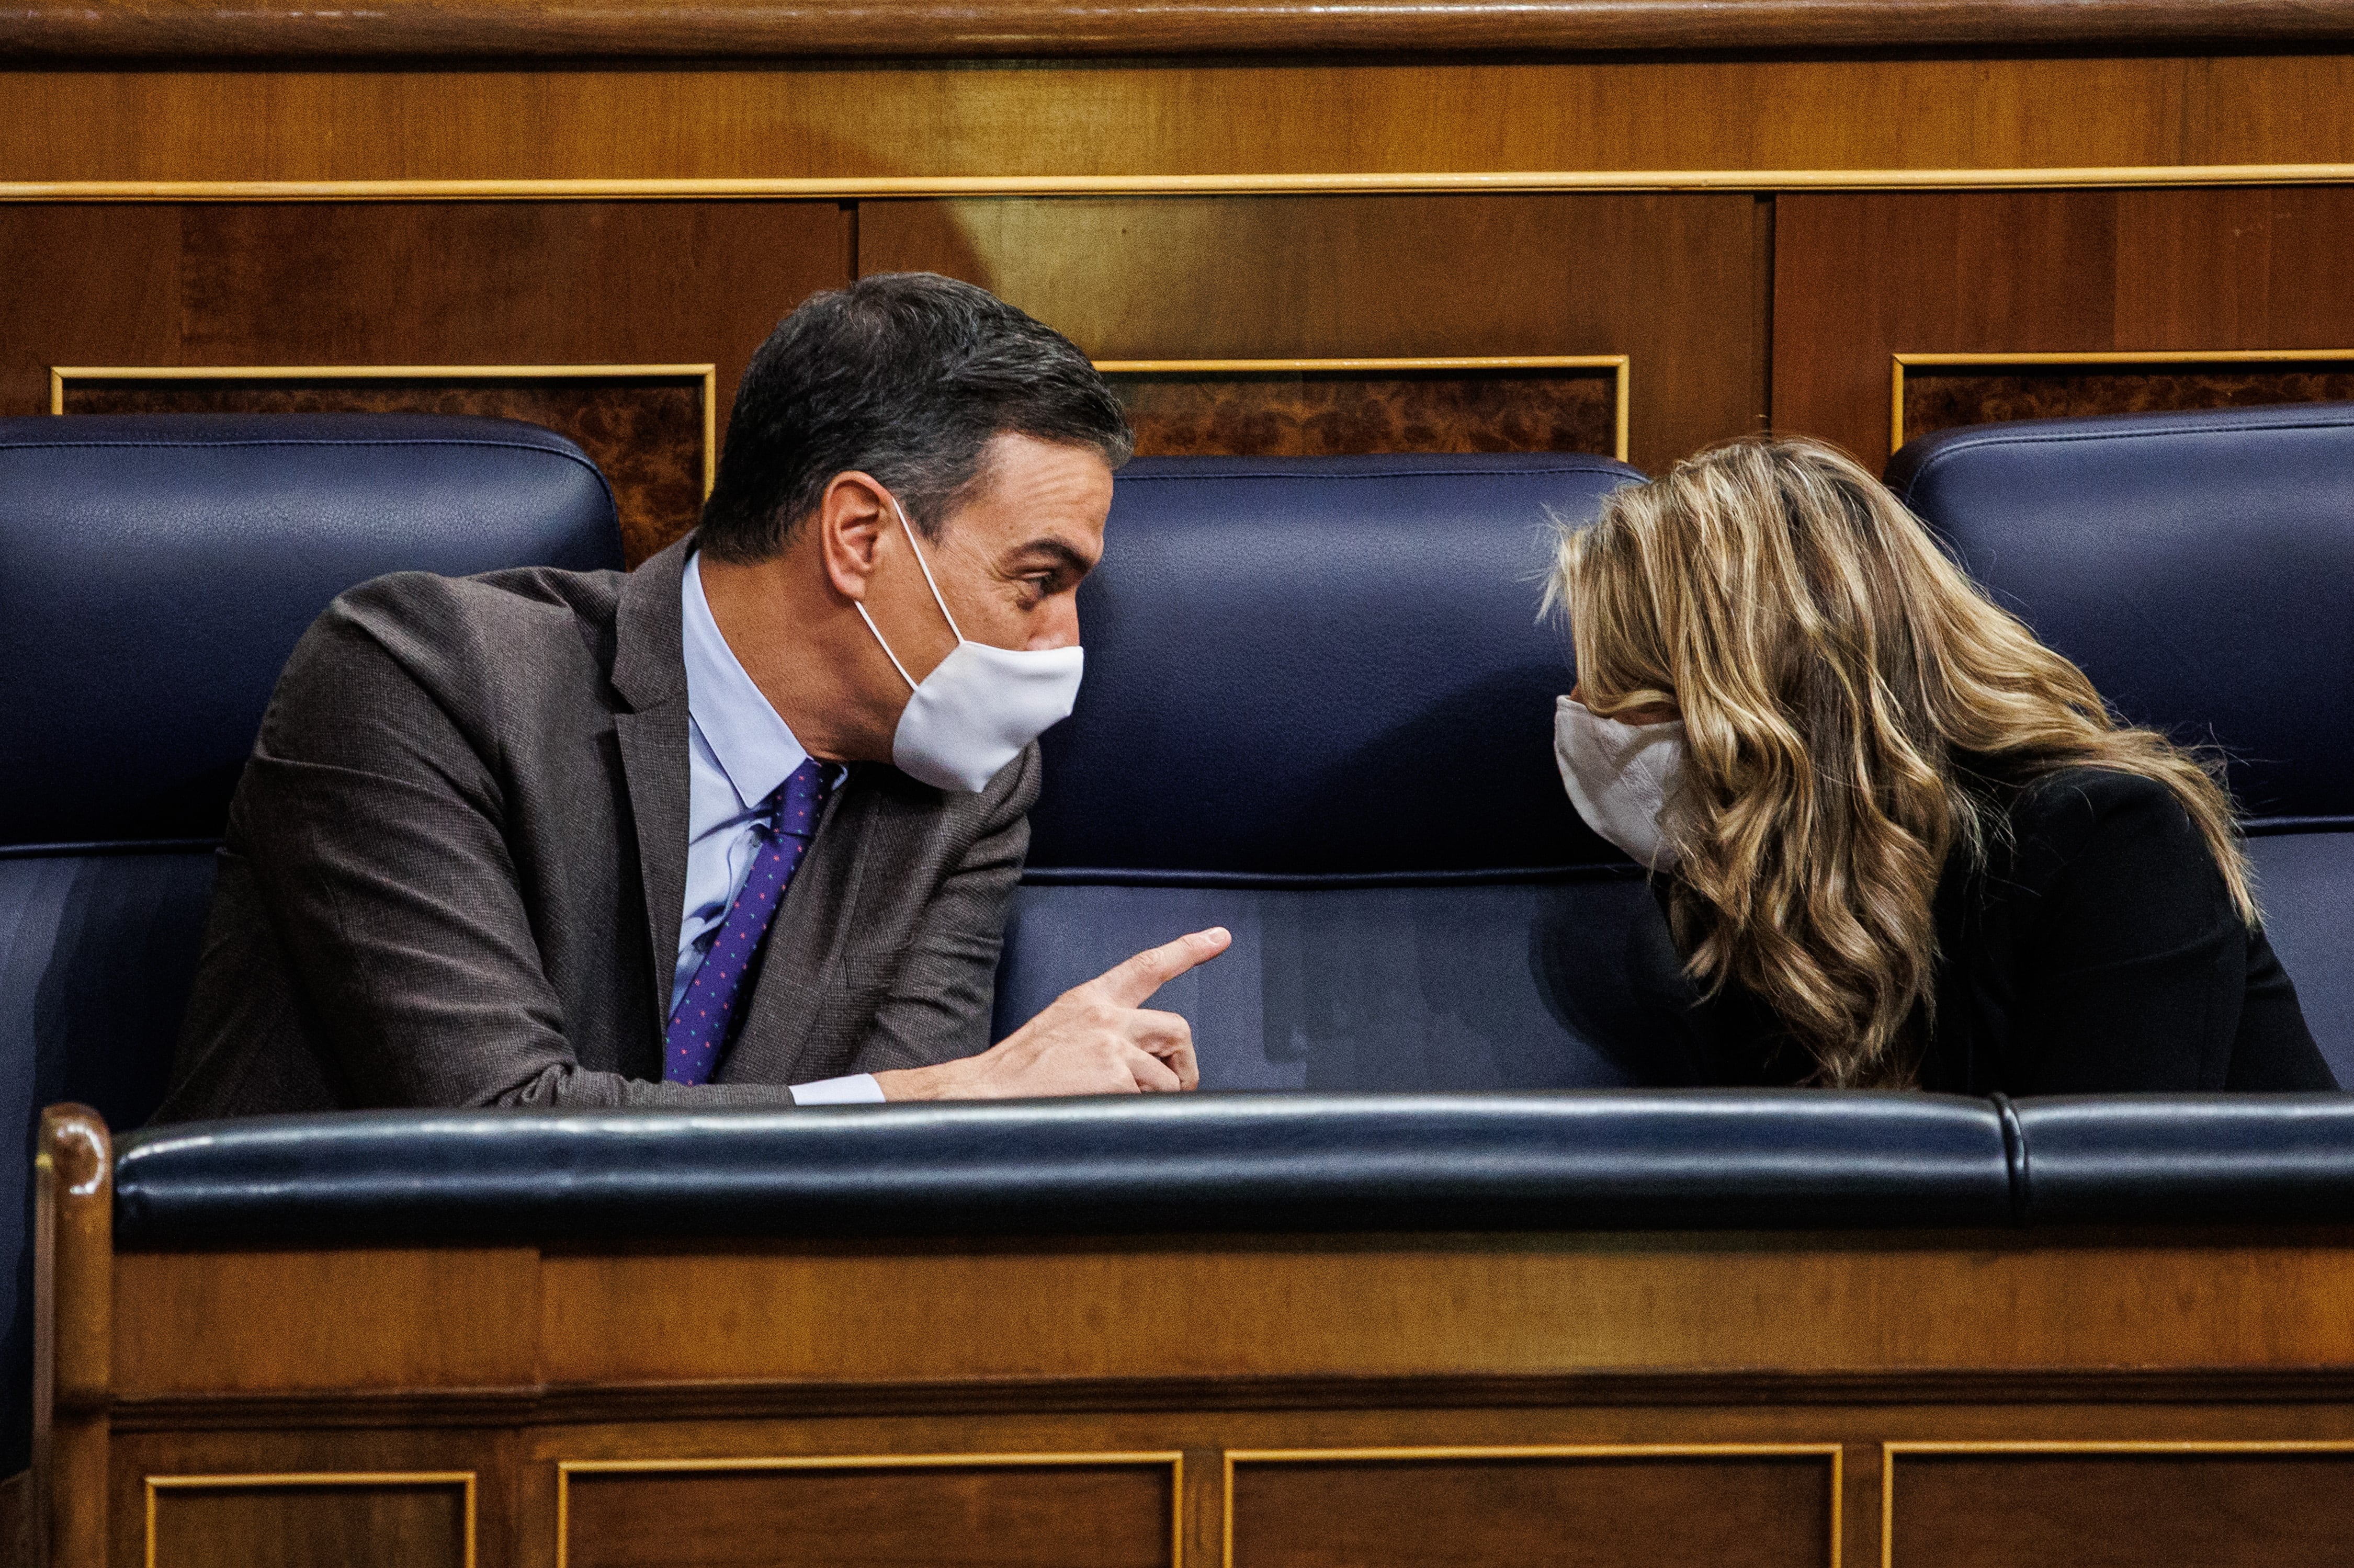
<box><xmin>1004</xmin><ymin>537</ymin><xmax>1099</xmax><ymax>576</ymax></box>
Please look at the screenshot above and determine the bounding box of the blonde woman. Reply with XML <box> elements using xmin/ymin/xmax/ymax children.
<box><xmin>1550</xmin><ymin>437</ymin><xmax>2335</xmax><ymax>1093</ymax></box>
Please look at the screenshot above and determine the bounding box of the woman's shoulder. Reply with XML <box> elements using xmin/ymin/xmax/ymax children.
<box><xmin>1999</xmin><ymin>765</ymin><xmax>2211</xmax><ymax>887</ymax></box>
<box><xmin>2012</xmin><ymin>764</ymin><xmax>2188</xmax><ymax>823</ymax></box>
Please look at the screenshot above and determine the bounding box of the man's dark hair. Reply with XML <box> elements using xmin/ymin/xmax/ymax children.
<box><xmin>697</xmin><ymin>272</ymin><xmax>1133</xmax><ymax>561</ymax></box>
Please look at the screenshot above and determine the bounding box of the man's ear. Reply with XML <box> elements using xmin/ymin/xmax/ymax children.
<box><xmin>816</xmin><ymin>472</ymin><xmax>893</xmax><ymax>603</ymax></box>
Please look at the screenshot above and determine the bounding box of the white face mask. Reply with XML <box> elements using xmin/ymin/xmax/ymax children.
<box><xmin>1554</xmin><ymin>695</ymin><xmax>1690</xmax><ymax>871</ymax></box>
<box><xmin>855</xmin><ymin>494</ymin><xmax>1085</xmax><ymax>793</ymax></box>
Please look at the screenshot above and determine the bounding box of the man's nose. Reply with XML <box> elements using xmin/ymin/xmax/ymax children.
<box><xmin>1026</xmin><ymin>599</ymin><xmax>1081</xmax><ymax>652</ymax></box>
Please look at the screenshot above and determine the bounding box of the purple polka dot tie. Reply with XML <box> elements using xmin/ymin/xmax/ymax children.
<box><xmin>664</xmin><ymin>758</ymin><xmax>832</xmax><ymax>1085</ymax></box>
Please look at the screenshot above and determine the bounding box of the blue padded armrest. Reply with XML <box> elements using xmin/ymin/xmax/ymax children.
<box><xmin>2010</xmin><ymin>1096</ymin><xmax>2354</xmax><ymax>1224</ymax></box>
<box><xmin>112</xmin><ymin>1092</ymin><xmax>2012</xmax><ymax>1244</ymax></box>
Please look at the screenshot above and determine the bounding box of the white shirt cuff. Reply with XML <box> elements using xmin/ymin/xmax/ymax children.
<box><xmin>788</xmin><ymin>1073</ymin><xmax>886</xmax><ymax>1106</ymax></box>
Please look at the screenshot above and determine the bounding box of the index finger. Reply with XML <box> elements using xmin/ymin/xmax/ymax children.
<box><xmin>1090</xmin><ymin>927</ymin><xmax>1232</xmax><ymax>1009</ymax></box>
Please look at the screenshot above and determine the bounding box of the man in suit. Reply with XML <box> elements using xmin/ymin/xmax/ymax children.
<box><xmin>158</xmin><ymin>272</ymin><xmax>1227</xmax><ymax>1119</ymax></box>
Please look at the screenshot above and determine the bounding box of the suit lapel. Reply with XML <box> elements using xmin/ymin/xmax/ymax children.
<box><xmin>609</xmin><ymin>540</ymin><xmax>695</xmax><ymax>1067</ymax></box>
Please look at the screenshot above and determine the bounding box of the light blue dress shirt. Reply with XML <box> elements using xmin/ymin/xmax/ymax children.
<box><xmin>676</xmin><ymin>552</ymin><xmax>882</xmax><ymax>1105</ymax></box>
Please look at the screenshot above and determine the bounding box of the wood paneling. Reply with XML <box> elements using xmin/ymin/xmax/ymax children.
<box><xmin>1885</xmin><ymin>1448</ymin><xmax>2354</xmax><ymax>1567</ymax></box>
<box><xmin>864</xmin><ymin>195</ymin><xmax>1765</xmax><ymax>472</ymax></box>
<box><xmin>1897</xmin><ymin>362</ymin><xmax>2354</xmax><ymax>448</ymax></box>
<box><xmin>1228</xmin><ymin>1451</ymin><xmax>1835</xmax><ymax>1568</ymax></box>
<box><xmin>148</xmin><ymin>1478</ymin><xmax>470</xmax><ymax>1568</ymax></box>
<box><xmin>10</xmin><ymin>0</ymin><xmax>2354</xmax><ymax>61</ymax></box>
<box><xmin>94</xmin><ymin>1233</ymin><xmax>2354</xmax><ymax>1405</ymax></box>
<box><xmin>80</xmin><ymin>1389</ymin><xmax>2354</xmax><ymax>1568</ymax></box>
<box><xmin>111</xmin><ymin>1249</ymin><xmax>540</xmax><ymax>1395</ymax></box>
<box><xmin>1772</xmin><ymin>187</ymin><xmax>2354</xmax><ymax>464</ymax></box>
<box><xmin>1109</xmin><ymin>366</ymin><xmax>1621</xmax><ymax>459</ymax></box>
<box><xmin>60</xmin><ymin>371</ymin><xmax>707</xmax><ymax>565</ymax></box>
<box><xmin>0</xmin><ymin>201</ymin><xmax>848</xmax><ymax>480</ymax></box>
<box><xmin>522</xmin><ymin>1233</ymin><xmax>2354</xmax><ymax>1390</ymax></box>
<box><xmin>7</xmin><ymin>58</ymin><xmax>2354</xmax><ymax>186</ymax></box>
<box><xmin>560</xmin><ymin>1460</ymin><xmax>1175</xmax><ymax>1568</ymax></box>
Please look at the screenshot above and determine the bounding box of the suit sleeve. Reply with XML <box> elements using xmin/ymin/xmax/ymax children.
<box><xmin>2007</xmin><ymin>774</ymin><xmax>2281</xmax><ymax>1093</ymax></box>
<box><xmin>844</xmin><ymin>744</ymin><xmax>1041</xmax><ymax>1074</ymax></box>
<box><xmin>235</xmin><ymin>581</ymin><xmax>797</xmax><ymax>1109</ymax></box>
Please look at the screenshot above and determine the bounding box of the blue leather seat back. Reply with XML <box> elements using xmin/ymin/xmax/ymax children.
<box><xmin>2242</xmin><ymin>834</ymin><xmax>2354</xmax><ymax>1081</ymax></box>
<box><xmin>997</xmin><ymin>453</ymin><xmax>1650</xmax><ymax>1088</ymax></box>
<box><xmin>0</xmin><ymin>413</ymin><xmax>622</xmax><ymax>1473</ymax></box>
<box><xmin>1887</xmin><ymin>403</ymin><xmax>2354</xmax><ymax>1078</ymax></box>
<box><xmin>2</xmin><ymin>415</ymin><xmax>622</xmax><ymax>846</ymax></box>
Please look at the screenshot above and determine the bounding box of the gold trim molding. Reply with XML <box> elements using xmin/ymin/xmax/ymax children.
<box><xmin>553</xmin><ymin>1451</ymin><xmax>1185</xmax><ymax>1568</ymax></box>
<box><xmin>1879</xmin><ymin>1440</ymin><xmax>2354</xmax><ymax>1568</ymax></box>
<box><xmin>9</xmin><ymin>165</ymin><xmax>2354</xmax><ymax>203</ymax></box>
<box><xmin>1097</xmin><ymin>354</ymin><xmax>1631</xmax><ymax>462</ymax></box>
<box><xmin>145</xmin><ymin>1471</ymin><xmax>478</xmax><ymax>1568</ymax></box>
<box><xmin>1890</xmin><ymin>348</ymin><xmax>2354</xmax><ymax>450</ymax></box>
<box><xmin>1223</xmin><ymin>1444</ymin><xmax>1844</xmax><ymax>1568</ymax></box>
<box><xmin>50</xmin><ymin>361</ymin><xmax>721</xmax><ymax>496</ymax></box>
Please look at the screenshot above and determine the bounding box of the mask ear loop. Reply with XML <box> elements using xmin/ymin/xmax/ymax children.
<box><xmin>851</xmin><ymin>487</ymin><xmax>966</xmax><ymax>694</ymax></box>
<box><xmin>886</xmin><ymin>493</ymin><xmax>967</xmax><ymax>644</ymax></box>
<box><xmin>853</xmin><ymin>600</ymin><xmax>921</xmax><ymax>693</ymax></box>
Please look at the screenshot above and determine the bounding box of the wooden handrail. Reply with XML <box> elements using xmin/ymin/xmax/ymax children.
<box><xmin>35</xmin><ymin>1106</ymin><xmax>111</xmax><ymax>1568</ymax></box>
<box><xmin>4</xmin><ymin>0</ymin><xmax>2354</xmax><ymax>61</ymax></box>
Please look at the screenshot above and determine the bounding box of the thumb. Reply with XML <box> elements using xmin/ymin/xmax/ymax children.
<box><xmin>1091</xmin><ymin>927</ymin><xmax>1232</xmax><ymax>1009</ymax></box>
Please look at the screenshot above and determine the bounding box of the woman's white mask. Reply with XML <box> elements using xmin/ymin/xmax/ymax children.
<box><xmin>1553</xmin><ymin>696</ymin><xmax>1690</xmax><ymax>871</ymax></box>
<box><xmin>855</xmin><ymin>494</ymin><xmax>1085</xmax><ymax>793</ymax></box>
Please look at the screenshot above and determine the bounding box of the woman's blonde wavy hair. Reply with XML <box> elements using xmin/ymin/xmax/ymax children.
<box><xmin>1549</xmin><ymin>436</ymin><xmax>2254</xmax><ymax>1088</ymax></box>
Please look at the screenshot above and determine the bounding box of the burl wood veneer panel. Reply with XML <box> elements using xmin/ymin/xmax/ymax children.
<box><xmin>148</xmin><ymin>1480</ymin><xmax>468</xmax><ymax>1568</ymax></box>
<box><xmin>861</xmin><ymin>194</ymin><xmax>1767</xmax><ymax>473</ymax></box>
<box><xmin>561</xmin><ymin>1462</ymin><xmax>1173</xmax><ymax>1568</ymax></box>
<box><xmin>1111</xmin><ymin>368</ymin><xmax>1617</xmax><ymax>458</ymax></box>
<box><xmin>1900</xmin><ymin>365</ymin><xmax>2354</xmax><ymax>447</ymax></box>
<box><xmin>8</xmin><ymin>57</ymin><xmax>2354</xmax><ymax>182</ymax></box>
<box><xmin>0</xmin><ymin>201</ymin><xmax>852</xmax><ymax>559</ymax></box>
<box><xmin>1773</xmin><ymin>187</ymin><xmax>2354</xmax><ymax>467</ymax></box>
<box><xmin>1229</xmin><ymin>1453</ymin><xmax>1832</xmax><ymax>1568</ymax></box>
<box><xmin>1886</xmin><ymin>1450</ymin><xmax>2354</xmax><ymax>1567</ymax></box>
<box><xmin>62</xmin><ymin>373</ymin><xmax>704</xmax><ymax>565</ymax></box>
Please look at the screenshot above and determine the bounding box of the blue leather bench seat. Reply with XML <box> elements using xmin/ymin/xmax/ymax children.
<box><xmin>106</xmin><ymin>1092</ymin><xmax>2354</xmax><ymax>1245</ymax></box>
<box><xmin>1887</xmin><ymin>401</ymin><xmax>2354</xmax><ymax>1080</ymax></box>
<box><xmin>998</xmin><ymin>454</ymin><xmax>1662</xmax><ymax>1091</ymax></box>
<box><xmin>0</xmin><ymin>412</ymin><xmax>623</xmax><ymax>1472</ymax></box>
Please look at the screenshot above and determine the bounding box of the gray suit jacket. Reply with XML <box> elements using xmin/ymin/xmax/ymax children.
<box><xmin>157</xmin><ymin>537</ymin><xmax>1039</xmax><ymax>1120</ymax></box>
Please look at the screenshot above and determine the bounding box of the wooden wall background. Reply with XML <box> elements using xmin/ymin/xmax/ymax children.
<box><xmin>6</xmin><ymin>16</ymin><xmax>2354</xmax><ymax>565</ymax></box>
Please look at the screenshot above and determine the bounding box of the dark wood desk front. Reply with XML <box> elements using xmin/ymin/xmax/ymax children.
<box><xmin>35</xmin><ymin>1108</ymin><xmax>2354</xmax><ymax>1568</ymax></box>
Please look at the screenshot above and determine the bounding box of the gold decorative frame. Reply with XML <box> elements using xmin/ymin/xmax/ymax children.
<box><xmin>145</xmin><ymin>1470</ymin><xmax>478</xmax><ymax>1568</ymax></box>
<box><xmin>1879</xmin><ymin>1440</ymin><xmax>2354</xmax><ymax>1568</ymax></box>
<box><xmin>1095</xmin><ymin>354</ymin><xmax>1632</xmax><ymax>461</ymax></box>
<box><xmin>8</xmin><ymin>164</ymin><xmax>2354</xmax><ymax>201</ymax></box>
<box><xmin>554</xmin><ymin>1451</ymin><xmax>1186</xmax><ymax>1568</ymax></box>
<box><xmin>1223</xmin><ymin>1444</ymin><xmax>1845</xmax><ymax>1568</ymax></box>
<box><xmin>49</xmin><ymin>362</ymin><xmax>722</xmax><ymax>496</ymax></box>
<box><xmin>1889</xmin><ymin>348</ymin><xmax>2354</xmax><ymax>451</ymax></box>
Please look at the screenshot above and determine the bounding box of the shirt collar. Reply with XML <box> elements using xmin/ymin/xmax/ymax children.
<box><xmin>681</xmin><ymin>549</ymin><xmax>811</xmax><ymax>813</ymax></box>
